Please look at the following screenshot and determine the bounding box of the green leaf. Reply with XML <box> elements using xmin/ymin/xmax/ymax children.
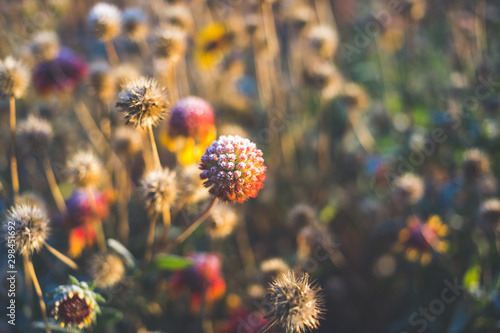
<box><xmin>153</xmin><ymin>254</ymin><xmax>194</xmax><ymax>270</ymax></box>
<box><xmin>463</xmin><ymin>264</ymin><xmax>481</xmax><ymax>293</ymax></box>
<box><xmin>67</xmin><ymin>275</ymin><xmax>79</xmax><ymax>286</ymax></box>
<box><xmin>107</xmin><ymin>238</ymin><xmax>136</xmax><ymax>268</ymax></box>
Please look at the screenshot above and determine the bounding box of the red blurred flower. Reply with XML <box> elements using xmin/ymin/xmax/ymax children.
<box><xmin>200</xmin><ymin>135</ymin><xmax>266</xmax><ymax>203</ymax></box>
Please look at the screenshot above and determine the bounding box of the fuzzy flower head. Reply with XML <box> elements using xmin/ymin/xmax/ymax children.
<box><xmin>89</xmin><ymin>253</ymin><xmax>125</xmax><ymax>289</ymax></box>
<box><xmin>162</xmin><ymin>96</ymin><xmax>216</xmax><ymax>165</ymax></box>
<box><xmin>463</xmin><ymin>148</ymin><xmax>490</xmax><ymax>181</ymax></box>
<box><xmin>303</xmin><ymin>61</ymin><xmax>343</xmax><ymax>100</ymax></box>
<box><xmin>170</xmin><ymin>253</ymin><xmax>226</xmax><ymax>311</ymax></box>
<box><xmin>66</xmin><ymin>151</ymin><xmax>103</xmax><ymax>188</ymax></box>
<box><xmin>116</xmin><ymin>77</ymin><xmax>169</xmax><ymax>129</ymax></box>
<box><xmin>111</xmin><ymin>126</ymin><xmax>142</xmax><ymax>157</ymax></box>
<box><xmin>3</xmin><ymin>203</ymin><xmax>50</xmax><ymax>255</ymax></box>
<box><xmin>307</xmin><ymin>25</ymin><xmax>339</xmax><ymax>58</ymax></box>
<box><xmin>264</xmin><ymin>271</ymin><xmax>324</xmax><ymax>333</ymax></box>
<box><xmin>177</xmin><ymin>165</ymin><xmax>210</xmax><ymax>205</ymax></box>
<box><xmin>287</xmin><ymin>204</ymin><xmax>315</xmax><ymax>232</ymax></box>
<box><xmin>152</xmin><ymin>25</ymin><xmax>187</xmax><ymax>64</ymax></box>
<box><xmin>122</xmin><ymin>7</ymin><xmax>149</xmax><ymax>41</ymax></box>
<box><xmin>112</xmin><ymin>63</ymin><xmax>140</xmax><ymax>90</ymax></box>
<box><xmin>88</xmin><ymin>2</ymin><xmax>121</xmax><ymax>41</ymax></box>
<box><xmin>30</xmin><ymin>31</ymin><xmax>60</xmax><ymax>62</ymax></box>
<box><xmin>141</xmin><ymin>168</ymin><xmax>177</xmax><ymax>216</ymax></box>
<box><xmin>89</xmin><ymin>61</ymin><xmax>116</xmax><ymax>104</ymax></box>
<box><xmin>208</xmin><ymin>204</ymin><xmax>238</xmax><ymax>238</ymax></box>
<box><xmin>392</xmin><ymin>173</ymin><xmax>424</xmax><ymax>205</ymax></box>
<box><xmin>33</xmin><ymin>47</ymin><xmax>88</xmax><ymax>96</ymax></box>
<box><xmin>164</xmin><ymin>5</ymin><xmax>194</xmax><ymax>33</ymax></box>
<box><xmin>200</xmin><ymin>135</ymin><xmax>266</xmax><ymax>203</ymax></box>
<box><xmin>0</xmin><ymin>57</ymin><xmax>29</xmax><ymax>99</ymax></box>
<box><xmin>398</xmin><ymin>215</ymin><xmax>449</xmax><ymax>265</ymax></box>
<box><xmin>260</xmin><ymin>258</ymin><xmax>289</xmax><ymax>286</ymax></box>
<box><xmin>340</xmin><ymin>82</ymin><xmax>370</xmax><ymax>110</ymax></box>
<box><xmin>48</xmin><ymin>277</ymin><xmax>104</xmax><ymax>329</ymax></box>
<box><xmin>478</xmin><ymin>199</ymin><xmax>500</xmax><ymax>233</ymax></box>
<box><xmin>17</xmin><ymin>115</ymin><xmax>53</xmax><ymax>154</ymax></box>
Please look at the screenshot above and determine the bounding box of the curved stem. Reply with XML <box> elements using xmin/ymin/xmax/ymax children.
<box><xmin>9</xmin><ymin>97</ymin><xmax>19</xmax><ymax>203</ymax></box>
<box><xmin>147</xmin><ymin>124</ymin><xmax>161</xmax><ymax>169</ymax></box>
<box><xmin>166</xmin><ymin>197</ymin><xmax>218</xmax><ymax>252</ymax></box>
<box><xmin>257</xmin><ymin>317</ymin><xmax>277</xmax><ymax>333</ymax></box>
<box><xmin>26</xmin><ymin>258</ymin><xmax>51</xmax><ymax>333</ymax></box>
<box><xmin>42</xmin><ymin>154</ymin><xmax>67</xmax><ymax>214</ymax></box>
<box><xmin>143</xmin><ymin>212</ymin><xmax>159</xmax><ymax>266</ymax></box>
<box><xmin>44</xmin><ymin>242</ymin><xmax>78</xmax><ymax>270</ymax></box>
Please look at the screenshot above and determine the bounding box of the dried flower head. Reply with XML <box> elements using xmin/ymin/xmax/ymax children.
<box><xmin>288</xmin><ymin>204</ymin><xmax>315</xmax><ymax>231</ymax></box>
<box><xmin>283</xmin><ymin>2</ymin><xmax>314</xmax><ymax>30</ymax></box>
<box><xmin>463</xmin><ymin>149</ymin><xmax>490</xmax><ymax>181</ymax></box>
<box><xmin>164</xmin><ymin>5</ymin><xmax>194</xmax><ymax>32</ymax></box>
<box><xmin>200</xmin><ymin>135</ymin><xmax>267</xmax><ymax>203</ymax></box>
<box><xmin>89</xmin><ymin>253</ymin><xmax>125</xmax><ymax>289</ymax></box>
<box><xmin>0</xmin><ymin>56</ymin><xmax>29</xmax><ymax>99</ymax></box>
<box><xmin>89</xmin><ymin>62</ymin><xmax>116</xmax><ymax>103</ymax></box>
<box><xmin>141</xmin><ymin>168</ymin><xmax>177</xmax><ymax>216</ymax></box>
<box><xmin>48</xmin><ymin>277</ymin><xmax>103</xmax><ymax>329</ymax></box>
<box><xmin>393</xmin><ymin>173</ymin><xmax>424</xmax><ymax>205</ymax></box>
<box><xmin>260</xmin><ymin>258</ymin><xmax>289</xmax><ymax>286</ymax></box>
<box><xmin>30</xmin><ymin>31</ymin><xmax>60</xmax><ymax>62</ymax></box>
<box><xmin>208</xmin><ymin>204</ymin><xmax>238</xmax><ymax>238</ymax></box>
<box><xmin>122</xmin><ymin>7</ymin><xmax>149</xmax><ymax>41</ymax></box>
<box><xmin>264</xmin><ymin>271</ymin><xmax>324</xmax><ymax>332</ymax></box>
<box><xmin>66</xmin><ymin>151</ymin><xmax>103</xmax><ymax>188</ymax></box>
<box><xmin>478</xmin><ymin>199</ymin><xmax>500</xmax><ymax>232</ymax></box>
<box><xmin>177</xmin><ymin>165</ymin><xmax>209</xmax><ymax>205</ymax></box>
<box><xmin>3</xmin><ymin>203</ymin><xmax>50</xmax><ymax>255</ymax></box>
<box><xmin>340</xmin><ymin>82</ymin><xmax>370</xmax><ymax>110</ymax></box>
<box><xmin>303</xmin><ymin>61</ymin><xmax>343</xmax><ymax>99</ymax></box>
<box><xmin>88</xmin><ymin>2</ymin><xmax>121</xmax><ymax>41</ymax></box>
<box><xmin>307</xmin><ymin>25</ymin><xmax>339</xmax><ymax>58</ymax></box>
<box><xmin>17</xmin><ymin>115</ymin><xmax>53</xmax><ymax>154</ymax></box>
<box><xmin>116</xmin><ymin>77</ymin><xmax>169</xmax><ymax>129</ymax></box>
<box><xmin>112</xmin><ymin>63</ymin><xmax>140</xmax><ymax>90</ymax></box>
<box><xmin>111</xmin><ymin>126</ymin><xmax>142</xmax><ymax>157</ymax></box>
<box><xmin>152</xmin><ymin>26</ymin><xmax>187</xmax><ymax>64</ymax></box>
<box><xmin>18</xmin><ymin>192</ymin><xmax>48</xmax><ymax>212</ymax></box>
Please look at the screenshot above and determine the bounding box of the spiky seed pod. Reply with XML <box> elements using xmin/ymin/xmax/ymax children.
<box><xmin>260</xmin><ymin>258</ymin><xmax>289</xmax><ymax>286</ymax></box>
<box><xmin>463</xmin><ymin>149</ymin><xmax>490</xmax><ymax>181</ymax></box>
<box><xmin>116</xmin><ymin>76</ymin><xmax>170</xmax><ymax>129</ymax></box>
<box><xmin>112</xmin><ymin>63</ymin><xmax>140</xmax><ymax>90</ymax></box>
<box><xmin>0</xmin><ymin>56</ymin><xmax>29</xmax><ymax>99</ymax></box>
<box><xmin>200</xmin><ymin>135</ymin><xmax>267</xmax><ymax>203</ymax></box>
<box><xmin>287</xmin><ymin>204</ymin><xmax>315</xmax><ymax>232</ymax></box>
<box><xmin>2</xmin><ymin>203</ymin><xmax>50</xmax><ymax>255</ymax></box>
<box><xmin>341</xmin><ymin>82</ymin><xmax>370</xmax><ymax>110</ymax></box>
<box><xmin>66</xmin><ymin>151</ymin><xmax>103</xmax><ymax>188</ymax></box>
<box><xmin>264</xmin><ymin>271</ymin><xmax>324</xmax><ymax>332</ymax></box>
<box><xmin>88</xmin><ymin>2</ymin><xmax>121</xmax><ymax>41</ymax></box>
<box><xmin>152</xmin><ymin>26</ymin><xmax>187</xmax><ymax>64</ymax></box>
<box><xmin>48</xmin><ymin>278</ymin><xmax>103</xmax><ymax>329</ymax></box>
<box><xmin>122</xmin><ymin>7</ymin><xmax>149</xmax><ymax>41</ymax></box>
<box><xmin>164</xmin><ymin>5</ymin><xmax>194</xmax><ymax>32</ymax></box>
<box><xmin>141</xmin><ymin>168</ymin><xmax>177</xmax><ymax>216</ymax></box>
<box><xmin>177</xmin><ymin>165</ymin><xmax>209</xmax><ymax>205</ymax></box>
<box><xmin>303</xmin><ymin>61</ymin><xmax>343</xmax><ymax>99</ymax></box>
<box><xmin>393</xmin><ymin>173</ymin><xmax>424</xmax><ymax>205</ymax></box>
<box><xmin>89</xmin><ymin>62</ymin><xmax>116</xmax><ymax>104</ymax></box>
<box><xmin>306</xmin><ymin>25</ymin><xmax>339</xmax><ymax>58</ymax></box>
<box><xmin>18</xmin><ymin>193</ymin><xmax>48</xmax><ymax>213</ymax></box>
<box><xmin>30</xmin><ymin>31</ymin><xmax>60</xmax><ymax>62</ymax></box>
<box><xmin>17</xmin><ymin>115</ymin><xmax>53</xmax><ymax>154</ymax></box>
<box><xmin>208</xmin><ymin>204</ymin><xmax>238</xmax><ymax>238</ymax></box>
<box><xmin>89</xmin><ymin>253</ymin><xmax>125</xmax><ymax>289</ymax></box>
<box><xmin>111</xmin><ymin>126</ymin><xmax>142</xmax><ymax>157</ymax></box>
<box><xmin>478</xmin><ymin>199</ymin><xmax>500</xmax><ymax>232</ymax></box>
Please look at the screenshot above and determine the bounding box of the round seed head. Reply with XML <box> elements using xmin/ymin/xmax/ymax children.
<box><xmin>112</xmin><ymin>63</ymin><xmax>140</xmax><ymax>90</ymax></box>
<box><xmin>177</xmin><ymin>165</ymin><xmax>209</xmax><ymax>205</ymax></box>
<box><xmin>111</xmin><ymin>126</ymin><xmax>142</xmax><ymax>157</ymax></box>
<box><xmin>141</xmin><ymin>168</ymin><xmax>178</xmax><ymax>216</ymax></box>
<box><xmin>152</xmin><ymin>25</ymin><xmax>187</xmax><ymax>64</ymax></box>
<box><xmin>17</xmin><ymin>115</ymin><xmax>53</xmax><ymax>154</ymax></box>
<box><xmin>30</xmin><ymin>31</ymin><xmax>60</xmax><ymax>62</ymax></box>
<box><xmin>89</xmin><ymin>61</ymin><xmax>116</xmax><ymax>103</ymax></box>
<box><xmin>208</xmin><ymin>204</ymin><xmax>238</xmax><ymax>238</ymax></box>
<box><xmin>303</xmin><ymin>61</ymin><xmax>343</xmax><ymax>99</ymax></box>
<box><xmin>260</xmin><ymin>258</ymin><xmax>289</xmax><ymax>286</ymax></box>
<box><xmin>393</xmin><ymin>173</ymin><xmax>424</xmax><ymax>204</ymax></box>
<box><xmin>89</xmin><ymin>253</ymin><xmax>125</xmax><ymax>289</ymax></box>
<box><xmin>116</xmin><ymin>76</ymin><xmax>170</xmax><ymax>129</ymax></box>
<box><xmin>287</xmin><ymin>204</ymin><xmax>315</xmax><ymax>231</ymax></box>
<box><xmin>264</xmin><ymin>271</ymin><xmax>324</xmax><ymax>332</ymax></box>
<box><xmin>122</xmin><ymin>7</ymin><xmax>149</xmax><ymax>41</ymax></box>
<box><xmin>88</xmin><ymin>2</ymin><xmax>121</xmax><ymax>41</ymax></box>
<box><xmin>0</xmin><ymin>56</ymin><xmax>30</xmax><ymax>99</ymax></box>
<box><xmin>463</xmin><ymin>149</ymin><xmax>490</xmax><ymax>181</ymax></box>
<box><xmin>3</xmin><ymin>203</ymin><xmax>50</xmax><ymax>255</ymax></box>
<box><xmin>306</xmin><ymin>25</ymin><xmax>339</xmax><ymax>58</ymax></box>
<box><xmin>478</xmin><ymin>199</ymin><xmax>500</xmax><ymax>232</ymax></box>
<box><xmin>164</xmin><ymin>5</ymin><xmax>193</xmax><ymax>32</ymax></box>
<box><xmin>66</xmin><ymin>151</ymin><xmax>103</xmax><ymax>188</ymax></box>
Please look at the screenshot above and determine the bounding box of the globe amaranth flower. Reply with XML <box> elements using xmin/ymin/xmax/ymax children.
<box><xmin>0</xmin><ymin>56</ymin><xmax>30</xmax><ymax>99</ymax></box>
<box><xmin>161</xmin><ymin>96</ymin><xmax>216</xmax><ymax>165</ymax></box>
<box><xmin>47</xmin><ymin>277</ymin><xmax>104</xmax><ymax>329</ymax></box>
<box><xmin>64</xmin><ymin>189</ymin><xmax>113</xmax><ymax>258</ymax></box>
<box><xmin>116</xmin><ymin>76</ymin><xmax>170</xmax><ymax>129</ymax></box>
<box><xmin>33</xmin><ymin>47</ymin><xmax>88</xmax><ymax>96</ymax></box>
<box><xmin>17</xmin><ymin>115</ymin><xmax>53</xmax><ymax>155</ymax></box>
<box><xmin>170</xmin><ymin>253</ymin><xmax>226</xmax><ymax>311</ymax></box>
<box><xmin>88</xmin><ymin>2</ymin><xmax>121</xmax><ymax>42</ymax></box>
<box><xmin>398</xmin><ymin>215</ymin><xmax>449</xmax><ymax>265</ymax></box>
<box><xmin>264</xmin><ymin>271</ymin><xmax>324</xmax><ymax>333</ymax></box>
<box><xmin>140</xmin><ymin>168</ymin><xmax>178</xmax><ymax>216</ymax></box>
<box><xmin>200</xmin><ymin>135</ymin><xmax>266</xmax><ymax>203</ymax></box>
<box><xmin>2</xmin><ymin>203</ymin><xmax>50</xmax><ymax>255</ymax></box>
<box><xmin>194</xmin><ymin>23</ymin><xmax>232</xmax><ymax>69</ymax></box>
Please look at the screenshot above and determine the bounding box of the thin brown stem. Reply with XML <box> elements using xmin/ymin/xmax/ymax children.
<box><xmin>235</xmin><ymin>220</ymin><xmax>257</xmax><ymax>278</ymax></box>
<box><xmin>26</xmin><ymin>258</ymin><xmax>51</xmax><ymax>333</ymax></box>
<box><xmin>117</xmin><ymin>167</ymin><xmax>130</xmax><ymax>245</ymax></box>
<box><xmin>166</xmin><ymin>197</ymin><xmax>218</xmax><ymax>252</ymax></box>
<box><xmin>162</xmin><ymin>206</ymin><xmax>171</xmax><ymax>230</ymax></box>
<box><xmin>9</xmin><ymin>97</ymin><xmax>19</xmax><ymax>203</ymax></box>
<box><xmin>86</xmin><ymin>187</ymin><xmax>107</xmax><ymax>252</ymax></box>
<box><xmin>44</xmin><ymin>242</ymin><xmax>78</xmax><ymax>270</ymax></box>
<box><xmin>42</xmin><ymin>154</ymin><xmax>67</xmax><ymax>214</ymax></box>
<box><xmin>257</xmin><ymin>317</ymin><xmax>277</xmax><ymax>333</ymax></box>
<box><xmin>143</xmin><ymin>212</ymin><xmax>159</xmax><ymax>265</ymax></box>
<box><xmin>347</xmin><ymin>108</ymin><xmax>376</xmax><ymax>152</ymax></box>
<box><xmin>105</xmin><ymin>40</ymin><xmax>119</xmax><ymax>66</ymax></box>
<box><xmin>147</xmin><ymin>124</ymin><xmax>161</xmax><ymax>169</ymax></box>
<box><xmin>23</xmin><ymin>252</ymin><xmax>33</xmax><ymax>320</ymax></box>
